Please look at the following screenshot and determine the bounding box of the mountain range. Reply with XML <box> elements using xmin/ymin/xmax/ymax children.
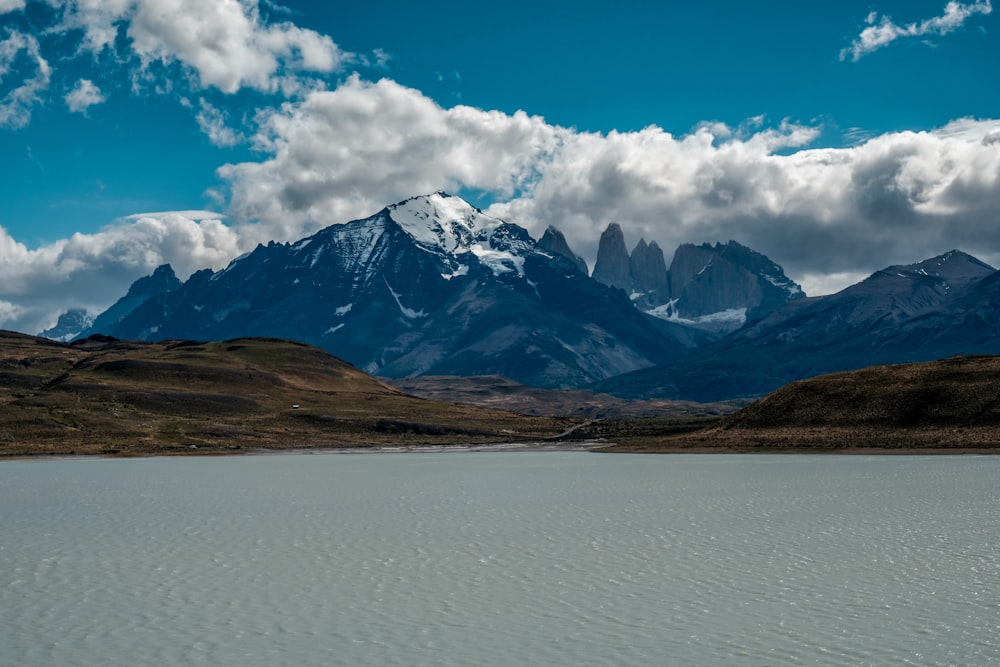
<box><xmin>594</xmin><ymin>249</ymin><xmax>1000</xmax><ymax>401</ymax></box>
<box><xmin>76</xmin><ymin>193</ymin><xmax>724</xmax><ymax>388</ymax></box>
<box><xmin>52</xmin><ymin>191</ymin><xmax>1000</xmax><ymax>402</ymax></box>
<box><xmin>591</xmin><ymin>224</ymin><xmax>804</xmax><ymax>333</ymax></box>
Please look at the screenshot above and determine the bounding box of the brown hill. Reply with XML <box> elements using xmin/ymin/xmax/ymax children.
<box><xmin>603</xmin><ymin>355</ymin><xmax>1000</xmax><ymax>452</ymax></box>
<box><xmin>0</xmin><ymin>331</ymin><xmax>572</xmax><ymax>457</ymax></box>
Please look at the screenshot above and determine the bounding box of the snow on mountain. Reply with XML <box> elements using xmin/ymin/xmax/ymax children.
<box><xmin>38</xmin><ymin>308</ymin><xmax>93</xmax><ymax>342</ymax></box>
<box><xmin>387</xmin><ymin>191</ymin><xmax>494</xmax><ymax>252</ymax></box>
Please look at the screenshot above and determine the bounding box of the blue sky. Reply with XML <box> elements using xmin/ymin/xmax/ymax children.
<box><xmin>1</xmin><ymin>0</ymin><xmax>999</xmax><ymax>333</ymax></box>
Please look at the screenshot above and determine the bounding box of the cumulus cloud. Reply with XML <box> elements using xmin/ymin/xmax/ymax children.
<box><xmin>490</xmin><ymin>118</ymin><xmax>1000</xmax><ymax>287</ymax></box>
<box><xmin>0</xmin><ymin>212</ymin><xmax>244</xmax><ymax>334</ymax></box>
<box><xmin>841</xmin><ymin>1</ymin><xmax>992</xmax><ymax>61</ymax></box>
<box><xmin>4</xmin><ymin>69</ymin><xmax>1000</xmax><ymax>332</ymax></box>
<box><xmin>56</xmin><ymin>0</ymin><xmax>350</xmax><ymax>94</ymax></box>
<box><xmin>215</xmin><ymin>77</ymin><xmax>1000</xmax><ymax>294</ymax></box>
<box><xmin>219</xmin><ymin>75</ymin><xmax>562</xmax><ymax>241</ymax></box>
<box><xmin>0</xmin><ymin>0</ymin><xmax>25</xmax><ymax>13</ymax></box>
<box><xmin>64</xmin><ymin>78</ymin><xmax>105</xmax><ymax>113</ymax></box>
<box><xmin>0</xmin><ymin>31</ymin><xmax>51</xmax><ymax>128</ymax></box>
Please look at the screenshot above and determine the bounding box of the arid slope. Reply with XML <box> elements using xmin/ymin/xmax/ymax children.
<box><xmin>604</xmin><ymin>355</ymin><xmax>1000</xmax><ymax>452</ymax></box>
<box><xmin>0</xmin><ymin>331</ymin><xmax>571</xmax><ymax>456</ymax></box>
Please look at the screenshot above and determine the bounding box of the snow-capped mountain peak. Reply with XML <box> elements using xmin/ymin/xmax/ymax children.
<box><xmin>386</xmin><ymin>192</ymin><xmax>531</xmax><ymax>276</ymax></box>
<box><xmin>387</xmin><ymin>192</ymin><xmax>500</xmax><ymax>254</ymax></box>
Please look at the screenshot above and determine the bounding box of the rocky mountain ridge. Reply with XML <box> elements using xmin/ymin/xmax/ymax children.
<box><xmin>593</xmin><ymin>249</ymin><xmax>1000</xmax><ymax>402</ymax></box>
<box><xmin>591</xmin><ymin>225</ymin><xmax>804</xmax><ymax>333</ymax></box>
<box><xmin>79</xmin><ymin>193</ymin><xmax>701</xmax><ymax>388</ymax></box>
<box><xmin>41</xmin><ymin>192</ymin><xmax>1000</xmax><ymax>403</ymax></box>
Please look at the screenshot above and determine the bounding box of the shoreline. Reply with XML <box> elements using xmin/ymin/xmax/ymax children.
<box><xmin>4</xmin><ymin>439</ymin><xmax>1000</xmax><ymax>460</ymax></box>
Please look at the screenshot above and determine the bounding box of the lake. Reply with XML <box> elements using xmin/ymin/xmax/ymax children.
<box><xmin>2</xmin><ymin>452</ymin><xmax>998</xmax><ymax>666</ymax></box>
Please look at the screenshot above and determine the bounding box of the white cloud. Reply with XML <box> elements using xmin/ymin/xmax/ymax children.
<box><xmin>214</xmin><ymin>78</ymin><xmax>1000</xmax><ymax>295</ymax></box>
<box><xmin>64</xmin><ymin>78</ymin><xmax>105</xmax><ymax>113</ymax></box>
<box><xmin>0</xmin><ymin>212</ymin><xmax>244</xmax><ymax>334</ymax></box>
<box><xmin>841</xmin><ymin>1</ymin><xmax>992</xmax><ymax>61</ymax></box>
<box><xmin>4</xmin><ymin>65</ymin><xmax>1000</xmax><ymax>332</ymax></box>
<box><xmin>490</xmin><ymin>118</ymin><xmax>1000</xmax><ymax>291</ymax></box>
<box><xmin>196</xmin><ymin>98</ymin><xmax>241</xmax><ymax>146</ymax></box>
<box><xmin>219</xmin><ymin>75</ymin><xmax>562</xmax><ymax>241</ymax></box>
<box><xmin>0</xmin><ymin>0</ymin><xmax>25</xmax><ymax>13</ymax></box>
<box><xmin>55</xmin><ymin>0</ymin><xmax>350</xmax><ymax>94</ymax></box>
<box><xmin>0</xmin><ymin>31</ymin><xmax>51</xmax><ymax>128</ymax></box>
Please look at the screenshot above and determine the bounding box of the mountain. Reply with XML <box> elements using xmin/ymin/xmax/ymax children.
<box><xmin>76</xmin><ymin>264</ymin><xmax>182</xmax><ymax>339</ymax></box>
<box><xmin>594</xmin><ymin>249</ymin><xmax>999</xmax><ymax>402</ymax></box>
<box><xmin>591</xmin><ymin>223</ymin><xmax>632</xmax><ymax>290</ymax></box>
<box><xmin>661</xmin><ymin>241</ymin><xmax>804</xmax><ymax>329</ymax></box>
<box><xmin>92</xmin><ymin>193</ymin><xmax>700</xmax><ymax>388</ymax></box>
<box><xmin>38</xmin><ymin>308</ymin><xmax>93</xmax><ymax>342</ymax></box>
<box><xmin>591</xmin><ymin>227</ymin><xmax>804</xmax><ymax>333</ymax></box>
<box><xmin>629</xmin><ymin>239</ymin><xmax>670</xmax><ymax>303</ymax></box>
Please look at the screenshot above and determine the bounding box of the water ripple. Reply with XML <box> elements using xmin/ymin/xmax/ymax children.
<box><xmin>1</xmin><ymin>453</ymin><xmax>998</xmax><ymax>666</ymax></box>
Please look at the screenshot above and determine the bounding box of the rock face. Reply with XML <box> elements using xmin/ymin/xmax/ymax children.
<box><xmin>537</xmin><ymin>226</ymin><xmax>588</xmax><ymax>275</ymax></box>
<box><xmin>665</xmin><ymin>241</ymin><xmax>804</xmax><ymax>326</ymax></box>
<box><xmin>38</xmin><ymin>309</ymin><xmax>93</xmax><ymax>342</ymax></box>
<box><xmin>90</xmin><ymin>193</ymin><xmax>698</xmax><ymax>388</ymax></box>
<box><xmin>593</xmin><ymin>249</ymin><xmax>1000</xmax><ymax>402</ymax></box>
<box><xmin>590</xmin><ymin>224</ymin><xmax>803</xmax><ymax>333</ymax></box>
<box><xmin>629</xmin><ymin>239</ymin><xmax>670</xmax><ymax>303</ymax></box>
<box><xmin>591</xmin><ymin>223</ymin><xmax>632</xmax><ymax>290</ymax></box>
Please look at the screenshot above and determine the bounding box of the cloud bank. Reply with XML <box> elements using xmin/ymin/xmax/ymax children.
<box><xmin>0</xmin><ymin>212</ymin><xmax>242</xmax><ymax>334</ymax></box>
<box><xmin>219</xmin><ymin>79</ymin><xmax>1000</xmax><ymax>296</ymax></box>
<box><xmin>1</xmin><ymin>1</ymin><xmax>999</xmax><ymax>335</ymax></box>
<box><xmin>841</xmin><ymin>0</ymin><xmax>992</xmax><ymax>61</ymax></box>
<box><xmin>4</xmin><ymin>74</ymin><xmax>1000</xmax><ymax>333</ymax></box>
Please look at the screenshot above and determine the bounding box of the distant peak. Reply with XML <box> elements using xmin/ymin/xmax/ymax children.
<box><xmin>538</xmin><ymin>225</ymin><xmax>588</xmax><ymax>274</ymax></box>
<box><xmin>151</xmin><ymin>264</ymin><xmax>177</xmax><ymax>278</ymax></box>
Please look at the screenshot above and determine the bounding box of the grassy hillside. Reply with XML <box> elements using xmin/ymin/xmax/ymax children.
<box><xmin>603</xmin><ymin>355</ymin><xmax>1000</xmax><ymax>452</ymax></box>
<box><xmin>0</xmin><ymin>332</ymin><xmax>572</xmax><ymax>456</ymax></box>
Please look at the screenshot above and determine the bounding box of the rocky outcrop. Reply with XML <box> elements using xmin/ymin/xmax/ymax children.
<box><xmin>591</xmin><ymin>223</ymin><xmax>632</xmax><ymax>291</ymax></box>
<box><xmin>667</xmin><ymin>241</ymin><xmax>802</xmax><ymax>322</ymax></box>
<box><xmin>537</xmin><ymin>225</ymin><xmax>588</xmax><ymax>275</ymax></box>
<box><xmin>591</xmin><ymin>225</ymin><xmax>803</xmax><ymax>333</ymax></box>
<box><xmin>629</xmin><ymin>239</ymin><xmax>670</xmax><ymax>303</ymax></box>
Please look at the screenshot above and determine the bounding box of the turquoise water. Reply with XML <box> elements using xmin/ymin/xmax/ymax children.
<box><xmin>2</xmin><ymin>452</ymin><xmax>998</xmax><ymax>666</ymax></box>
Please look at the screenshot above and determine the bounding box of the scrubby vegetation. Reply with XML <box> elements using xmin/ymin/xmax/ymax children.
<box><xmin>0</xmin><ymin>332</ymin><xmax>574</xmax><ymax>457</ymax></box>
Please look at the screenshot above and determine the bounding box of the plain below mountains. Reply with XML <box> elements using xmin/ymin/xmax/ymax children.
<box><xmin>5</xmin><ymin>330</ymin><xmax>997</xmax><ymax>456</ymax></box>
